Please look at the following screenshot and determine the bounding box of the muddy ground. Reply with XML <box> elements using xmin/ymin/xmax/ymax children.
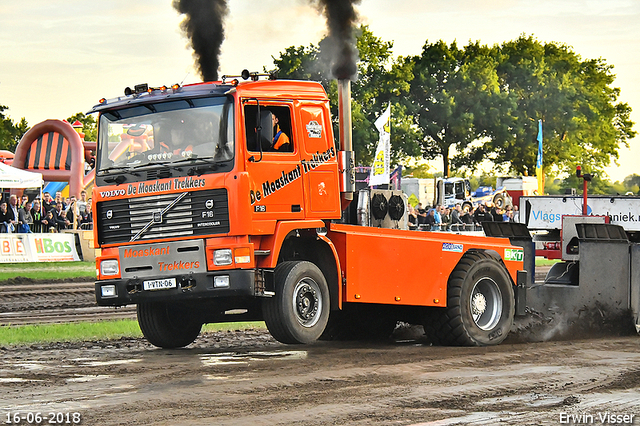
<box><xmin>2</xmin><ymin>327</ymin><xmax>640</xmax><ymax>426</ymax></box>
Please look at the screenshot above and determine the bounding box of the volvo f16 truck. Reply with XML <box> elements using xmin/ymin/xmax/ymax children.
<box><xmin>91</xmin><ymin>73</ymin><xmax>527</xmax><ymax>348</ymax></box>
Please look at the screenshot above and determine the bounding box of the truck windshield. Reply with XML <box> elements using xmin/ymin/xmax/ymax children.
<box><xmin>97</xmin><ymin>97</ymin><xmax>234</xmax><ymax>174</ymax></box>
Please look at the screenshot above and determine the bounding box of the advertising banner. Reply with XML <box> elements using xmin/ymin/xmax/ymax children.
<box><xmin>0</xmin><ymin>233</ymin><xmax>81</xmax><ymax>263</ymax></box>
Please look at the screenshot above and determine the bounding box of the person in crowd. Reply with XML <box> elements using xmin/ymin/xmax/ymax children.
<box><xmin>460</xmin><ymin>206</ymin><xmax>475</xmax><ymax>229</ymax></box>
<box><xmin>440</xmin><ymin>206</ymin><xmax>451</xmax><ymax>231</ymax></box>
<box><xmin>0</xmin><ymin>202</ymin><xmax>11</xmax><ymax>232</ymax></box>
<box><xmin>54</xmin><ymin>191</ymin><xmax>63</xmax><ymax>209</ymax></box>
<box><xmin>433</xmin><ymin>204</ymin><xmax>442</xmax><ymax>224</ymax></box>
<box><xmin>76</xmin><ymin>190</ymin><xmax>88</xmax><ymax>216</ymax></box>
<box><xmin>512</xmin><ymin>205</ymin><xmax>520</xmax><ymax>223</ymax></box>
<box><xmin>473</xmin><ymin>203</ymin><xmax>493</xmax><ymax>224</ymax></box>
<box><xmin>407</xmin><ymin>204</ymin><xmax>418</xmax><ymax>230</ymax></box>
<box><xmin>42</xmin><ymin>192</ymin><xmax>54</xmax><ymax>212</ymax></box>
<box><xmin>450</xmin><ymin>203</ymin><xmax>464</xmax><ymax>230</ymax></box>
<box><xmin>503</xmin><ymin>205</ymin><xmax>512</xmax><ymax>222</ymax></box>
<box><xmin>31</xmin><ymin>200</ymin><xmax>44</xmax><ymax>233</ymax></box>
<box><xmin>506</xmin><ymin>210</ymin><xmax>515</xmax><ymax>222</ymax></box>
<box><xmin>20</xmin><ymin>195</ymin><xmax>29</xmax><ymax>209</ymax></box>
<box><xmin>22</xmin><ymin>201</ymin><xmax>33</xmax><ymax>232</ymax></box>
<box><xmin>425</xmin><ymin>208</ymin><xmax>437</xmax><ymax>230</ymax></box>
<box><xmin>41</xmin><ymin>210</ymin><xmax>56</xmax><ymax>232</ymax></box>
<box><xmin>79</xmin><ymin>204</ymin><xmax>93</xmax><ymax>229</ymax></box>
<box><xmin>490</xmin><ymin>205</ymin><xmax>504</xmax><ymax>222</ymax></box>
<box><xmin>7</xmin><ymin>194</ymin><xmax>27</xmax><ymax>233</ymax></box>
<box><xmin>416</xmin><ymin>203</ymin><xmax>428</xmax><ymax>228</ymax></box>
<box><xmin>51</xmin><ymin>202</ymin><xmax>70</xmax><ymax>231</ymax></box>
<box><xmin>66</xmin><ymin>195</ymin><xmax>79</xmax><ymax>229</ymax></box>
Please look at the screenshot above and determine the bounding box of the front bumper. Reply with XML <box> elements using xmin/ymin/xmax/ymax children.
<box><xmin>95</xmin><ymin>269</ymin><xmax>256</xmax><ymax>306</ymax></box>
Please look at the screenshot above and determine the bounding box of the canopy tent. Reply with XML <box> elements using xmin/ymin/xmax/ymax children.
<box><xmin>0</xmin><ymin>161</ymin><xmax>43</xmax><ymax>189</ymax></box>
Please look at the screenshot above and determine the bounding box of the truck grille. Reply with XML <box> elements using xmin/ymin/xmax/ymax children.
<box><xmin>96</xmin><ymin>189</ymin><xmax>229</xmax><ymax>245</ymax></box>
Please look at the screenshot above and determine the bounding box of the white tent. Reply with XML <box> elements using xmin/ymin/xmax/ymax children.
<box><xmin>0</xmin><ymin>161</ymin><xmax>43</xmax><ymax>189</ymax></box>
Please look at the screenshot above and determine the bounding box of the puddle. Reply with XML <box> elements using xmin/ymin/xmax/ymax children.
<box><xmin>0</xmin><ymin>377</ymin><xmax>43</xmax><ymax>383</ymax></box>
<box><xmin>200</xmin><ymin>350</ymin><xmax>307</xmax><ymax>367</ymax></box>
<box><xmin>407</xmin><ymin>411</ymin><xmax>505</xmax><ymax>425</ymax></box>
<box><xmin>81</xmin><ymin>359</ymin><xmax>142</xmax><ymax>367</ymax></box>
<box><xmin>478</xmin><ymin>392</ymin><xmax>564</xmax><ymax>407</ymax></box>
<box><xmin>66</xmin><ymin>374</ymin><xmax>113</xmax><ymax>383</ymax></box>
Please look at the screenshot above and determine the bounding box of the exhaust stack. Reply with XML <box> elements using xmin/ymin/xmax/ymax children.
<box><xmin>337</xmin><ymin>79</ymin><xmax>355</xmax><ymax>207</ymax></box>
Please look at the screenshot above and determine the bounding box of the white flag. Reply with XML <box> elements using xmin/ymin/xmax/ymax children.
<box><xmin>369</xmin><ymin>104</ymin><xmax>391</xmax><ymax>186</ymax></box>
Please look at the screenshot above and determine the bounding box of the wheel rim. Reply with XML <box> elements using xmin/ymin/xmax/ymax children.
<box><xmin>469</xmin><ymin>277</ymin><xmax>502</xmax><ymax>330</ymax></box>
<box><xmin>292</xmin><ymin>277</ymin><xmax>323</xmax><ymax>328</ymax></box>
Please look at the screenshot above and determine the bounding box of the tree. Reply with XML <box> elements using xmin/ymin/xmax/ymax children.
<box><xmin>472</xmin><ymin>35</ymin><xmax>636</xmax><ymax>179</ymax></box>
<box><xmin>0</xmin><ymin>105</ymin><xmax>29</xmax><ymax>151</ymax></box>
<box><xmin>403</xmin><ymin>40</ymin><xmax>506</xmax><ymax>177</ymax></box>
<box><xmin>66</xmin><ymin>112</ymin><xmax>97</xmax><ymax>142</ymax></box>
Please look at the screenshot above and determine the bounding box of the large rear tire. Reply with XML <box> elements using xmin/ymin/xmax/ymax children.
<box><xmin>262</xmin><ymin>261</ymin><xmax>330</xmax><ymax>344</ymax></box>
<box><xmin>137</xmin><ymin>302</ymin><xmax>202</xmax><ymax>349</ymax></box>
<box><xmin>423</xmin><ymin>251</ymin><xmax>514</xmax><ymax>346</ymax></box>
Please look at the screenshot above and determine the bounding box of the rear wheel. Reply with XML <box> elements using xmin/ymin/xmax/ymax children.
<box><xmin>262</xmin><ymin>261</ymin><xmax>330</xmax><ymax>344</ymax></box>
<box><xmin>493</xmin><ymin>193</ymin><xmax>506</xmax><ymax>209</ymax></box>
<box><xmin>423</xmin><ymin>251</ymin><xmax>514</xmax><ymax>346</ymax></box>
<box><xmin>137</xmin><ymin>302</ymin><xmax>202</xmax><ymax>349</ymax></box>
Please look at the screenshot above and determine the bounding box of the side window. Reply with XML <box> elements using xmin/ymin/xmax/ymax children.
<box><xmin>244</xmin><ymin>104</ymin><xmax>293</xmax><ymax>153</ymax></box>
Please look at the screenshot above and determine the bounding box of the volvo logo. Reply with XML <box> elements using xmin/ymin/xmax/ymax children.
<box><xmin>205</xmin><ymin>199</ymin><xmax>215</xmax><ymax>209</ymax></box>
<box><xmin>106</xmin><ymin>210</ymin><xmax>113</xmax><ymax>220</ymax></box>
<box><xmin>152</xmin><ymin>211</ymin><xmax>163</xmax><ymax>223</ymax></box>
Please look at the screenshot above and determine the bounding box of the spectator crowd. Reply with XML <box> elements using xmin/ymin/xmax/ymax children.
<box><xmin>408</xmin><ymin>201</ymin><xmax>519</xmax><ymax>232</ymax></box>
<box><xmin>0</xmin><ymin>190</ymin><xmax>92</xmax><ymax>233</ymax></box>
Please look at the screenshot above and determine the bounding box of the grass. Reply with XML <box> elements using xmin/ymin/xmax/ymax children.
<box><xmin>0</xmin><ymin>320</ymin><xmax>266</xmax><ymax>347</ymax></box>
<box><xmin>0</xmin><ymin>261</ymin><xmax>95</xmax><ymax>281</ymax></box>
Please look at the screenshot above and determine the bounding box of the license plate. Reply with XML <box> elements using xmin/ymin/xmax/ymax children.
<box><xmin>143</xmin><ymin>278</ymin><xmax>177</xmax><ymax>291</ymax></box>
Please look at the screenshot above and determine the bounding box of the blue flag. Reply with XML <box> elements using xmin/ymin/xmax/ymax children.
<box><xmin>536</xmin><ymin>119</ymin><xmax>543</xmax><ymax>194</ymax></box>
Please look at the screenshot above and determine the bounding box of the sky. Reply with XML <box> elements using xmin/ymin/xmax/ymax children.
<box><xmin>1</xmin><ymin>0</ymin><xmax>639</xmax><ymax>181</ymax></box>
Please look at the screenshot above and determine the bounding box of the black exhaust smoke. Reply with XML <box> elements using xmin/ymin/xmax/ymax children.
<box><xmin>312</xmin><ymin>0</ymin><xmax>361</xmax><ymax>80</ymax></box>
<box><xmin>173</xmin><ymin>0</ymin><xmax>228</xmax><ymax>82</ymax></box>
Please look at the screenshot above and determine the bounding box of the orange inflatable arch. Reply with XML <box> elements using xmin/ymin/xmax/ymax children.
<box><xmin>14</xmin><ymin>119</ymin><xmax>94</xmax><ymax>198</ymax></box>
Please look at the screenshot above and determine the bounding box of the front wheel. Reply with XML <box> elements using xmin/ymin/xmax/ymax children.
<box><xmin>262</xmin><ymin>261</ymin><xmax>330</xmax><ymax>344</ymax></box>
<box><xmin>423</xmin><ymin>251</ymin><xmax>514</xmax><ymax>346</ymax></box>
<box><xmin>137</xmin><ymin>302</ymin><xmax>202</xmax><ymax>349</ymax></box>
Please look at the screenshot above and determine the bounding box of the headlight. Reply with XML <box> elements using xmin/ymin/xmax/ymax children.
<box><xmin>214</xmin><ymin>276</ymin><xmax>230</xmax><ymax>288</ymax></box>
<box><xmin>214</xmin><ymin>249</ymin><xmax>233</xmax><ymax>266</ymax></box>
<box><xmin>101</xmin><ymin>285</ymin><xmax>117</xmax><ymax>298</ymax></box>
<box><xmin>100</xmin><ymin>259</ymin><xmax>119</xmax><ymax>276</ymax></box>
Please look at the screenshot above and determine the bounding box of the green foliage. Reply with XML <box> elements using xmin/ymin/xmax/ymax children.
<box><xmin>66</xmin><ymin>112</ymin><xmax>97</xmax><ymax>142</ymax></box>
<box><xmin>0</xmin><ymin>105</ymin><xmax>29</xmax><ymax>151</ymax></box>
<box><xmin>482</xmin><ymin>35</ymin><xmax>637</xmax><ymax>178</ymax></box>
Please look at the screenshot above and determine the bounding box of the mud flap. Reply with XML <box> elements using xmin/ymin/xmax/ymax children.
<box><xmin>515</xmin><ymin>270</ymin><xmax>527</xmax><ymax>317</ymax></box>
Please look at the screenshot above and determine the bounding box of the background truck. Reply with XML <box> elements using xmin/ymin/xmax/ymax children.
<box><xmin>436</xmin><ymin>177</ymin><xmax>512</xmax><ymax>210</ymax></box>
<box><xmin>91</xmin><ymin>72</ymin><xmax>527</xmax><ymax>348</ymax></box>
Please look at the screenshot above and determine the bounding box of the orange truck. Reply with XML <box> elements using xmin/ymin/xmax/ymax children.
<box><xmin>91</xmin><ymin>73</ymin><xmax>527</xmax><ymax>348</ymax></box>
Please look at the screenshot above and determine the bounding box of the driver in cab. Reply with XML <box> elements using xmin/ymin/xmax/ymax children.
<box><xmin>271</xmin><ymin>114</ymin><xmax>291</xmax><ymax>152</ymax></box>
<box><xmin>158</xmin><ymin>119</ymin><xmax>193</xmax><ymax>158</ymax></box>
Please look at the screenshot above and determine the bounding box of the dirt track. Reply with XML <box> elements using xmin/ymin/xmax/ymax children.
<box><xmin>2</xmin><ymin>330</ymin><xmax>640</xmax><ymax>426</ymax></box>
<box><xmin>2</xmin><ymin>268</ymin><xmax>640</xmax><ymax>425</ymax></box>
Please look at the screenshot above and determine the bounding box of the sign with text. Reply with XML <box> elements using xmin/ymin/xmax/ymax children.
<box><xmin>0</xmin><ymin>233</ymin><xmax>81</xmax><ymax>263</ymax></box>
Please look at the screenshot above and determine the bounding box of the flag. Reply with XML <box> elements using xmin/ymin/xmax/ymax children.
<box><xmin>536</xmin><ymin>119</ymin><xmax>543</xmax><ymax>194</ymax></box>
<box><xmin>369</xmin><ymin>104</ymin><xmax>391</xmax><ymax>186</ymax></box>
